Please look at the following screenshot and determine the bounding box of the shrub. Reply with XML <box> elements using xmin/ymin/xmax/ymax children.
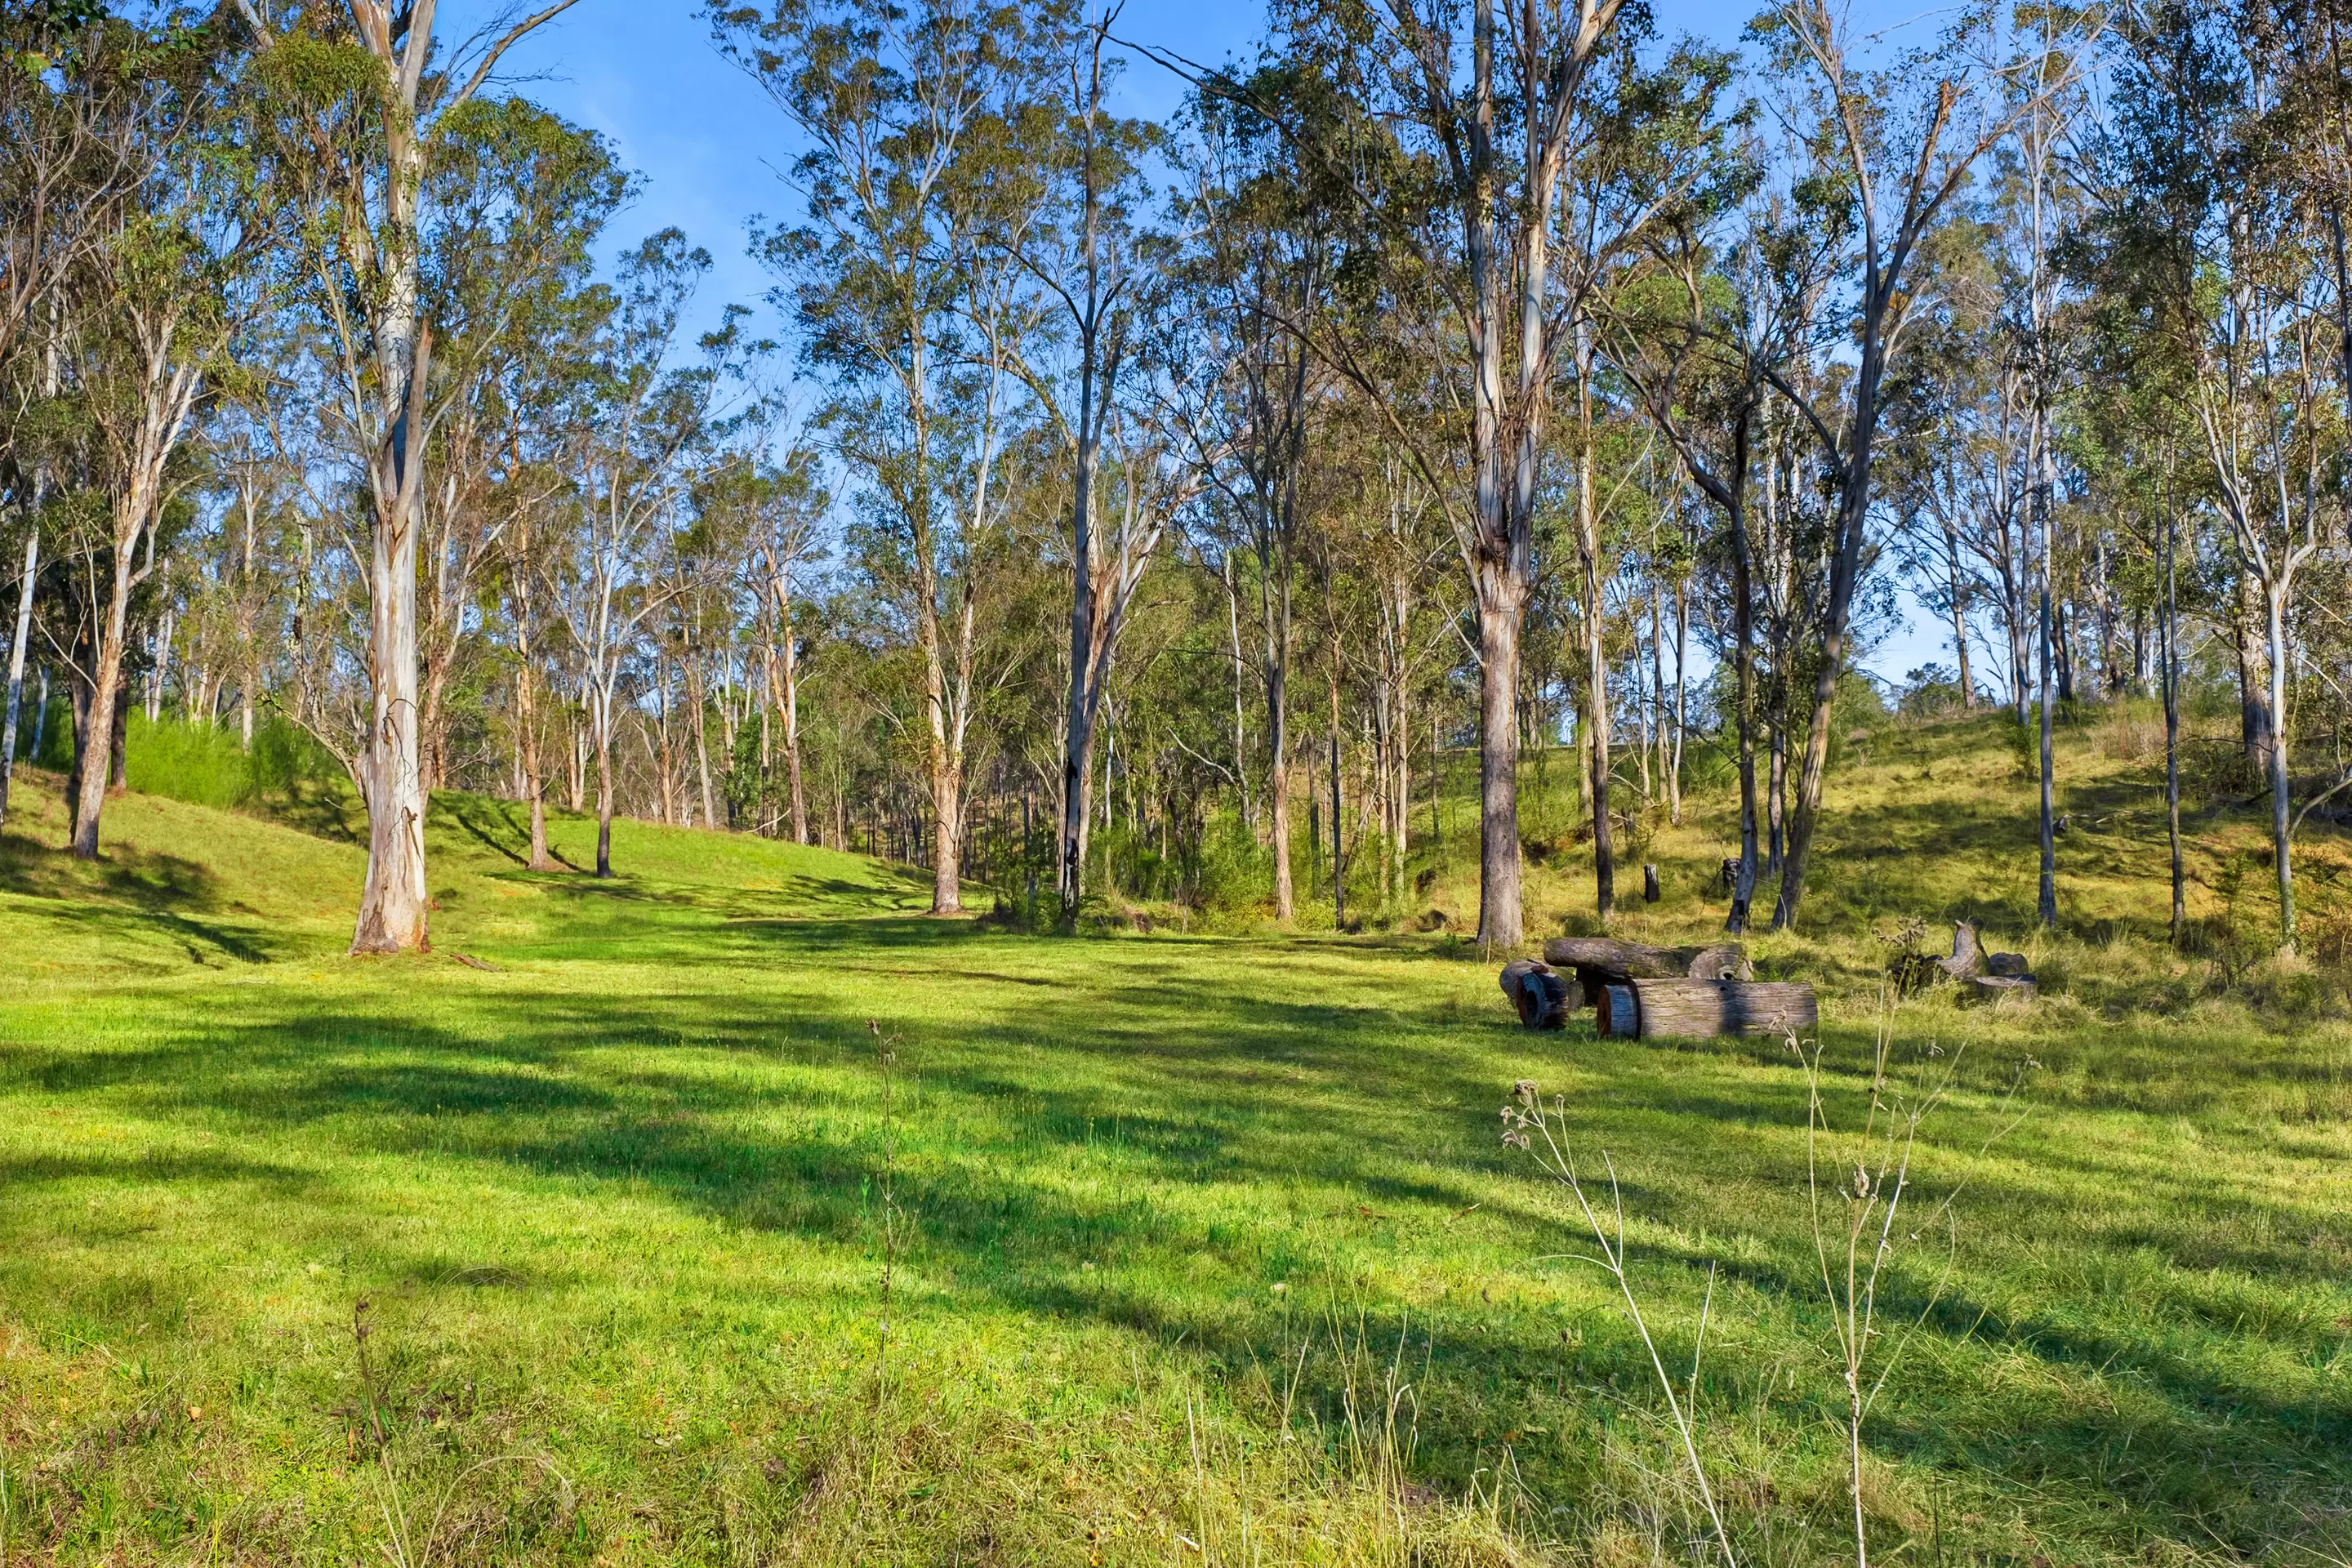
<box><xmin>125</xmin><ymin>713</ymin><xmax>336</xmax><ymax>809</ymax></box>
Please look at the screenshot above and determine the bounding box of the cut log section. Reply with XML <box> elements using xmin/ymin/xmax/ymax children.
<box><xmin>1499</xmin><ymin>960</ymin><xmax>1572</xmax><ymax>1030</ymax></box>
<box><xmin>1963</xmin><ymin>974</ymin><xmax>2037</xmax><ymax>1004</ymax></box>
<box><xmin>1597</xmin><ymin>978</ymin><xmax>1819</xmax><ymax>1040</ymax></box>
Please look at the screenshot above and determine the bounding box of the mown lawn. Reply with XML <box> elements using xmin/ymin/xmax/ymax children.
<box><xmin>2</xmin><ymin>713</ymin><xmax>2350</xmax><ymax>1566</ymax></box>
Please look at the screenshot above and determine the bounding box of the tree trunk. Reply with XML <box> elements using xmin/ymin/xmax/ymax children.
<box><xmin>519</xmin><ymin>666</ymin><xmax>552</xmax><ymax>872</ymax></box>
<box><xmin>347</xmin><ymin>91</ymin><xmax>433</xmax><ymax>956</ymax></box>
<box><xmin>1576</xmin><ymin>394</ymin><xmax>1612</xmax><ymax>920</ymax></box>
<box><xmin>1728</xmin><ymin>505</ymin><xmax>1759</xmax><ymax>936</ymax></box>
<box><xmin>2035</xmin><ymin>417</ymin><xmax>2058</xmax><ymax>930</ymax></box>
<box><xmin>781</xmin><ymin>604</ymin><xmax>807</xmax><ymax>845</ymax></box>
<box><xmin>0</xmin><ymin>527</ymin><xmax>36</xmax><ymax>836</ymax></box>
<box><xmin>2267</xmin><ymin>581</ymin><xmax>2295</xmax><ymax>946</ymax></box>
<box><xmin>1669</xmin><ymin>576</ymin><xmax>1686</xmax><ymax>826</ymax></box>
<box><xmin>71</xmin><ymin>518</ymin><xmax>145</xmax><ymax>858</ymax></box>
<box><xmin>2236</xmin><ymin>573</ymin><xmax>2275</xmax><ymax>773</ymax></box>
<box><xmin>1769</xmin><ymin>415</ymin><xmax>1878</xmax><ymax>932</ymax></box>
<box><xmin>594</xmin><ymin>688</ymin><xmax>615</xmax><ymax>879</ymax></box>
<box><xmin>2163</xmin><ymin>500</ymin><xmax>2183</xmax><ymax>942</ymax></box>
<box><xmin>1474</xmin><ymin>562</ymin><xmax>1526</xmax><ymax>948</ymax></box>
<box><xmin>1945</xmin><ymin>525</ymin><xmax>1974</xmax><ymax>708</ymax></box>
<box><xmin>691</xmin><ymin>657</ymin><xmax>716</xmax><ymax>831</ymax></box>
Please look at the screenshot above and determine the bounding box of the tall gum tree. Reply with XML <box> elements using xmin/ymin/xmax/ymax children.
<box><xmin>65</xmin><ymin>16</ymin><xmax>270</xmax><ymax>859</ymax></box>
<box><xmin>234</xmin><ymin>0</ymin><xmax>581</xmax><ymax>954</ymax></box>
<box><xmin>1283</xmin><ymin>0</ymin><xmax>1633</xmax><ymax>946</ymax></box>
<box><xmin>715</xmin><ymin>0</ymin><xmax>1059</xmax><ymax>915</ymax></box>
<box><xmin>1748</xmin><ymin>0</ymin><xmax>2051</xmax><ymax>932</ymax></box>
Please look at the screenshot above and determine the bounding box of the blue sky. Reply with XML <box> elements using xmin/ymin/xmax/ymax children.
<box><xmin>467</xmin><ymin>0</ymin><xmax>1952</xmax><ymax>687</ymax></box>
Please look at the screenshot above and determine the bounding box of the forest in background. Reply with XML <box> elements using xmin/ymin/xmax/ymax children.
<box><xmin>3</xmin><ymin>0</ymin><xmax>2350</xmax><ymax>956</ymax></box>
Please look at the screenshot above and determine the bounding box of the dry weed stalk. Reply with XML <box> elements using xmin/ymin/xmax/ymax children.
<box><xmin>1792</xmin><ymin>990</ymin><xmax>2034</xmax><ymax>1568</ymax></box>
<box><xmin>1501</xmin><ymin>1080</ymin><xmax>1738</xmax><ymax>1568</ymax></box>
<box><xmin>868</xmin><ymin>1018</ymin><xmax>903</xmax><ymax>1405</ymax></box>
<box><xmin>1503</xmin><ymin>987</ymin><xmax>2034</xmax><ymax>1568</ymax></box>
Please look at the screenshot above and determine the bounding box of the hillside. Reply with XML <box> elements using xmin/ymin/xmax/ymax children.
<box><xmin>1</xmin><ymin>712</ymin><xmax>2348</xmax><ymax>1566</ymax></box>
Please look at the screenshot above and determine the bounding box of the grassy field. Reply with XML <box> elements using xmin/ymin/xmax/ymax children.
<box><xmin>3</xmin><ymin>707</ymin><xmax>2350</xmax><ymax>1566</ymax></box>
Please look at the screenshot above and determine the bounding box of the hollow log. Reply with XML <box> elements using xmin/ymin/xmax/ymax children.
<box><xmin>1601</xmin><ymin>978</ymin><xmax>1818</xmax><ymax>1040</ymax></box>
<box><xmin>1499</xmin><ymin>960</ymin><xmax>1572</xmax><ymax>1030</ymax></box>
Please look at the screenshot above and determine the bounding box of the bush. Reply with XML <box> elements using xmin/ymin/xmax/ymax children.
<box><xmin>126</xmin><ymin>713</ymin><xmax>337</xmax><ymax>809</ymax></box>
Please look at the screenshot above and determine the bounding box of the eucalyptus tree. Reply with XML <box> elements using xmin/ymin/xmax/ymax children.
<box><xmin>546</xmin><ymin>234</ymin><xmax>739</xmax><ymax>880</ymax></box>
<box><xmin>1178</xmin><ymin>60</ymin><xmax>1352</xmax><ymax>923</ymax></box>
<box><xmin>59</xmin><ymin>11</ymin><xmax>271</xmax><ymax>858</ymax></box>
<box><xmin>1271</xmin><ymin>0</ymin><xmax>1632</xmax><ymax>946</ymax></box>
<box><xmin>413</xmin><ymin>99</ymin><xmax>630</xmax><ymax>793</ymax></box>
<box><xmin>693</xmin><ymin>436</ymin><xmax>827</xmax><ymax>843</ymax></box>
<box><xmin>1008</xmin><ymin>11</ymin><xmax>1196</xmax><ymax>920</ymax></box>
<box><xmin>1745</xmin><ymin>0</ymin><xmax>2051</xmax><ymax>932</ymax></box>
<box><xmin>715</xmin><ymin>0</ymin><xmax>1062</xmax><ymax>915</ymax></box>
<box><xmin>1603</xmin><ymin>174</ymin><xmax>1821</xmax><ymax>933</ymax></box>
<box><xmin>234</xmin><ymin>0</ymin><xmax>581</xmax><ymax>951</ymax></box>
<box><xmin>2093</xmin><ymin>0</ymin><xmax>2342</xmax><ymax>946</ymax></box>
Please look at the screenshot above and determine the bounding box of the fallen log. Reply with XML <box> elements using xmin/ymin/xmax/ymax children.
<box><xmin>1543</xmin><ymin>937</ymin><xmax>1753</xmax><ymax>1006</ymax></box>
<box><xmin>1596</xmin><ymin>978</ymin><xmax>1819</xmax><ymax>1040</ymax></box>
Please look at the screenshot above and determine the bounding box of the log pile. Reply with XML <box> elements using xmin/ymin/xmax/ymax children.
<box><xmin>1499</xmin><ymin>935</ymin><xmax>1813</xmax><ymax>1040</ymax></box>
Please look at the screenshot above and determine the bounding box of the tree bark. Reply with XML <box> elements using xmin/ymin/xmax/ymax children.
<box><xmin>2037</xmin><ymin>412</ymin><xmax>2057</xmax><ymax>929</ymax></box>
<box><xmin>348</xmin><ymin>114</ymin><xmax>434</xmax><ymax>955</ymax></box>
<box><xmin>2163</xmin><ymin>494</ymin><xmax>2183</xmax><ymax>941</ymax></box>
<box><xmin>2266</xmin><ymin>581</ymin><xmax>2295</xmax><ymax>943</ymax></box>
<box><xmin>0</xmin><ymin>527</ymin><xmax>36</xmax><ymax>836</ymax></box>
<box><xmin>1474</xmin><ymin>561</ymin><xmax>1526</xmax><ymax>947</ymax></box>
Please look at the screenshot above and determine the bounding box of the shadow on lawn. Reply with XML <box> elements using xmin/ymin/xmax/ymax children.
<box><xmin>7</xmin><ymin>924</ymin><xmax>2349</xmax><ymax>1552</ymax></box>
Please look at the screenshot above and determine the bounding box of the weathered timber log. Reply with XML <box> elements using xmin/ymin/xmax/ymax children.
<box><xmin>1498</xmin><ymin>960</ymin><xmax>1572</xmax><ymax>1030</ymax></box>
<box><xmin>1964</xmin><ymin>974</ymin><xmax>2037</xmax><ymax>1004</ymax></box>
<box><xmin>1601</xmin><ymin>978</ymin><xmax>1819</xmax><ymax>1040</ymax></box>
<box><xmin>1544</xmin><ymin>937</ymin><xmax>1692</xmax><ymax>977</ymax></box>
<box><xmin>1544</xmin><ymin>937</ymin><xmax>1753</xmax><ymax>1008</ymax></box>
<box><xmin>1985</xmin><ymin>951</ymin><xmax>2031</xmax><ymax>978</ymax></box>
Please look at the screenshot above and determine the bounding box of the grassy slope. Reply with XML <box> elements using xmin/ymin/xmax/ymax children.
<box><xmin>0</xmin><ymin>710</ymin><xmax>2348</xmax><ymax>1566</ymax></box>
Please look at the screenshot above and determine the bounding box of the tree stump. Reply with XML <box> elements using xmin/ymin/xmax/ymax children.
<box><xmin>1985</xmin><ymin>951</ymin><xmax>2032</xmax><ymax>978</ymax></box>
<box><xmin>1642</xmin><ymin>863</ymin><xmax>1660</xmax><ymax>902</ymax></box>
<box><xmin>1602</xmin><ymin>978</ymin><xmax>1819</xmax><ymax>1040</ymax></box>
<box><xmin>1934</xmin><ymin>921</ymin><xmax>1983</xmax><ymax>980</ymax></box>
<box><xmin>1499</xmin><ymin>960</ymin><xmax>1571</xmax><ymax>1030</ymax></box>
<box><xmin>1964</xmin><ymin>974</ymin><xmax>2037</xmax><ymax>1004</ymax></box>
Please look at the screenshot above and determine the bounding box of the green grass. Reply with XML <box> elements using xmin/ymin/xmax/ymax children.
<box><xmin>2</xmin><ymin>708</ymin><xmax>2350</xmax><ymax>1566</ymax></box>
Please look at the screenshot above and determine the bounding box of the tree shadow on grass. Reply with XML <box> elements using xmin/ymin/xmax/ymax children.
<box><xmin>6</xmin><ymin>931</ymin><xmax>2350</xmax><ymax>1556</ymax></box>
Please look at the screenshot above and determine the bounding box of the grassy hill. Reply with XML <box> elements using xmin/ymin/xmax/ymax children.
<box><xmin>1</xmin><ymin>709</ymin><xmax>2348</xmax><ymax>1566</ymax></box>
